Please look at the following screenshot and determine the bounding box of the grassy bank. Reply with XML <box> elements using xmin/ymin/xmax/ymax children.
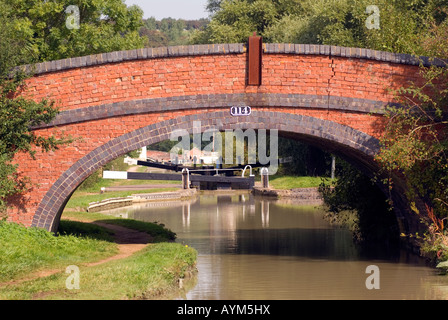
<box><xmin>0</xmin><ymin>220</ymin><xmax>117</xmax><ymax>284</ymax></box>
<box><xmin>268</xmin><ymin>175</ymin><xmax>333</xmax><ymax>190</ymax></box>
<box><xmin>0</xmin><ymin>213</ymin><xmax>197</xmax><ymax>300</ymax></box>
<box><xmin>0</xmin><ymin>240</ymin><xmax>196</xmax><ymax>300</ymax></box>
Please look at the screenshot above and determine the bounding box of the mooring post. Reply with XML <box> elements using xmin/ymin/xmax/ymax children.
<box><xmin>182</xmin><ymin>168</ymin><xmax>190</xmax><ymax>189</ymax></box>
<box><xmin>261</xmin><ymin>167</ymin><xmax>269</xmax><ymax>188</ymax></box>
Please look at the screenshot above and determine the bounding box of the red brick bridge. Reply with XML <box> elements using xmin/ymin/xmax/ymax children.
<box><xmin>9</xmin><ymin>38</ymin><xmax>437</xmax><ymax>233</ymax></box>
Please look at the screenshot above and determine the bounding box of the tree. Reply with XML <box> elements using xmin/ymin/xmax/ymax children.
<box><xmin>140</xmin><ymin>17</ymin><xmax>209</xmax><ymax>47</ymax></box>
<box><xmin>374</xmin><ymin>18</ymin><xmax>448</xmax><ymax>260</ymax></box>
<box><xmin>192</xmin><ymin>0</ymin><xmax>303</xmax><ymax>44</ymax></box>
<box><xmin>159</xmin><ymin>18</ymin><xmax>186</xmax><ymax>45</ymax></box>
<box><xmin>0</xmin><ymin>5</ymin><xmax>70</xmax><ymax>214</ymax></box>
<box><xmin>206</xmin><ymin>0</ymin><xmax>223</xmax><ymax>14</ymax></box>
<box><xmin>197</xmin><ymin>0</ymin><xmax>446</xmax><ymax>56</ymax></box>
<box><xmin>140</xmin><ymin>28</ymin><xmax>170</xmax><ymax>48</ymax></box>
<box><xmin>2</xmin><ymin>0</ymin><xmax>146</xmax><ymax>62</ymax></box>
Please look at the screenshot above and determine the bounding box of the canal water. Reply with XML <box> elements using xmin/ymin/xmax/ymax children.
<box><xmin>103</xmin><ymin>193</ymin><xmax>448</xmax><ymax>300</ymax></box>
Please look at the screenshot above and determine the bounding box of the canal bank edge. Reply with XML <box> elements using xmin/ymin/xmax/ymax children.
<box><xmin>87</xmin><ymin>189</ymin><xmax>198</xmax><ymax>213</ymax></box>
<box><xmin>252</xmin><ymin>187</ymin><xmax>324</xmax><ymax>205</ymax></box>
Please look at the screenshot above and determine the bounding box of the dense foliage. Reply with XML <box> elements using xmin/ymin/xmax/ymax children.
<box><xmin>2</xmin><ymin>0</ymin><xmax>146</xmax><ymax>62</ymax></box>
<box><xmin>194</xmin><ymin>0</ymin><xmax>446</xmax><ymax>56</ymax></box>
<box><xmin>374</xmin><ymin>33</ymin><xmax>448</xmax><ymax>260</ymax></box>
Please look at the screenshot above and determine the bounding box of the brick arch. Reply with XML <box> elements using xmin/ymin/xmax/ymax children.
<box><xmin>10</xmin><ymin>41</ymin><xmax>443</xmax><ymax>232</ymax></box>
<box><xmin>33</xmin><ymin>110</ymin><xmax>381</xmax><ymax>232</ymax></box>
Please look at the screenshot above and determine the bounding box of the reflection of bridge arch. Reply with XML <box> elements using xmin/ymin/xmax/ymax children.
<box><xmin>9</xmin><ymin>42</ymin><xmax>433</xmax><ymax>234</ymax></box>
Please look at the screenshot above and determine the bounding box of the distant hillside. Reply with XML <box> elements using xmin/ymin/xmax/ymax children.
<box><xmin>140</xmin><ymin>17</ymin><xmax>209</xmax><ymax>47</ymax></box>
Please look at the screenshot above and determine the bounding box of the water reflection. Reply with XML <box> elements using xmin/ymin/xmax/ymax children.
<box><xmin>182</xmin><ymin>202</ymin><xmax>190</xmax><ymax>228</ymax></box>
<box><xmin>102</xmin><ymin>193</ymin><xmax>448</xmax><ymax>300</ymax></box>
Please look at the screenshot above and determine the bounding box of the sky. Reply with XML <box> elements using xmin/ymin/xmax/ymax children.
<box><xmin>124</xmin><ymin>0</ymin><xmax>209</xmax><ymax>20</ymax></box>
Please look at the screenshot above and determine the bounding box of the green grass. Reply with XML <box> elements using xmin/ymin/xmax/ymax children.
<box><xmin>0</xmin><ymin>221</ymin><xmax>118</xmax><ymax>283</ymax></box>
<box><xmin>58</xmin><ymin>220</ymin><xmax>116</xmax><ymax>241</ymax></box>
<box><xmin>0</xmin><ymin>242</ymin><xmax>197</xmax><ymax>300</ymax></box>
<box><xmin>0</xmin><ymin>214</ymin><xmax>196</xmax><ymax>300</ymax></box>
<box><xmin>268</xmin><ymin>175</ymin><xmax>334</xmax><ymax>190</ymax></box>
<box><xmin>62</xmin><ymin>211</ymin><xmax>177</xmax><ymax>242</ymax></box>
<box><xmin>98</xmin><ymin>219</ymin><xmax>177</xmax><ymax>242</ymax></box>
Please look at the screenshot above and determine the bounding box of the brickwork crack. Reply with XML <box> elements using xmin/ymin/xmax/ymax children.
<box><xmin>327</xmin><ymin>55</ymin><xmax>336</xmax><ymax>116</ymax></box>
